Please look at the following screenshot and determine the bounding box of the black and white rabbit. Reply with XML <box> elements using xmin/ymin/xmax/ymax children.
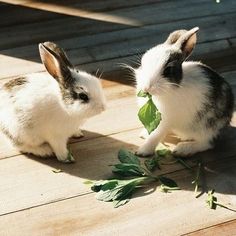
<box><xmin>135</xmin><ymin>27</ymin><xmax>234</xmax><ymax>157</ymax></box>
<box><xmin>0</xmin><ymin>42</ymin><xmax>106</xmax><ymax>162</ymax></box>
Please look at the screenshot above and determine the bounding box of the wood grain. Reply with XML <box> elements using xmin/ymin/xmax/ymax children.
<box><xmin>0</xmin><ymin>158</ymin><xmax>235</xmax><ymax>236</ymax></box>
<box><xmin>0</xmin><ymin>1</ymin><xmax>236</xmax><ymax>235</ymax></box>
<box><xmin>185</xmin><ymin>219</ymin><xmax>236</xmax><ymax>235</ymax></box>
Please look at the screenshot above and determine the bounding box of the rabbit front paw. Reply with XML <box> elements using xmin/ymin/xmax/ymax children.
<box><xmin>72</xmin><ymin>129</ymin><xmax>84</xmax><ymax>138</ymax></box>
<box><xmin>57</xmin><ymin>152</ymin><xmax>75</xmax><ymax>163</ymax></box>
<box><xmin>136</xmin><ymin>145</ymin><xmax>155</xmax><ymax>157</ymax></box>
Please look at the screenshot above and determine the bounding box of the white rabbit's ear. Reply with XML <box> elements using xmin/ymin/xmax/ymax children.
<box><xmin>39</xmin><ymin>42</ymin><xmax>74</xmax><ymax>87</ymax></box>
<box><xmin>175</xmin><ymin>27</ymin><xmax>199</xmax><ymax>60</ymax></box>
<box><xmin>165</xmin><ymin>29</ymin><xmax>188</xmax><ymax>45</ymax></box>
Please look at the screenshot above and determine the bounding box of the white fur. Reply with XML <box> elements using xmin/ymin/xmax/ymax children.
<box><xmin>0</xmin><ymin>70</ymin><xmax>106</xmax><ymax>162</ymax></box>
<box><xmin>135</xmin><ymin>32</ymin><xmax>217</xmax><ymax>157</ymax></box>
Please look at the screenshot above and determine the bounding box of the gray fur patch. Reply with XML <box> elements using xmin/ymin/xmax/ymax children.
<box><xmin>4</xmin><ymin>77</ymin><xmax>28</xmax><ymax>91</ymax></box>
<box><xmin>59</xmin><ymin>84</ymin><xmax>75</xmax><ymax>104</ymax></box>
<box><xmin>194</xmin><ymin>64</ymin><xmax>234</xmax><ymax>138</ymax></box>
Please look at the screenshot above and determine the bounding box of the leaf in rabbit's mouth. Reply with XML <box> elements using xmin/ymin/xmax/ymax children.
<box><xmin>137</xmin><ymin>90</ymin><xmax>162</xmax><ymax>134</ymax></box>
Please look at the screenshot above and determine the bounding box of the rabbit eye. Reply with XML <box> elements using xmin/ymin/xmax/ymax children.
<box><xmin>163</xmin><ymin>62</ymin><xmax>182</xmax><ymax>83</ymax></box>
<box><xmin>71</xmin><ymin>91</ymin><xmax>89</xmax><ymax>102</ymax></box>
<box><xmin>78</xmin><ymin>92</ymin><xmax>89</xmax><ymax>102</ymax></box>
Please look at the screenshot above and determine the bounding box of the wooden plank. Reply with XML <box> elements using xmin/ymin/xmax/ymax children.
<box><xmin>75</xmin><ymin>39</ymin><xmax>236</xmax><ymax>76</ymax></box>
<box><xmin>185</xmin><ymin>219</ymin><xmax>236</xmax><ymax>235</ymax></box>
<box><xmin>1</xmin><ymin>111</ymin><xmax>236</xmax><ymax>215</ymax></box>
<box><xmin>0</xmin><ymin>12</ymin><xmax>235</xmax><ymax>78</ymax></box>
<box><xmin>0</xmin><ymin>0</ymin><xmax>159</xmax><ymax>27</ymax></box>
<box><xmin>0</xmin><ymin>155</ymin><xmax>235</xmax><ymax>235</ymax></box>
<box><xmin>0</xmin><ymin>128</ymin><xmax>142</xmax><ymax>215</ymax></box>
<box><xmin>0</xmin><ymin>0</ymin><xmax>235</xmax><ymax>50</ymax></box>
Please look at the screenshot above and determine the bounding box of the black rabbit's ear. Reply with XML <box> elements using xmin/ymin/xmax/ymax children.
<box><xmin>39</xmin><ymin>42</ymin><xmax>74</xmax><ymax>88</ymax></box>
<box><xmin>175</xmin><ymin>27</ymin><xmax>199</xmax><ymax>60</ymax></box>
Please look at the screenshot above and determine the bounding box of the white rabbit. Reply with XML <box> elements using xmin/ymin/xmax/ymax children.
<box><xmin>135</xmin><ymin>27</ymin><xmax>234</xmax><ymax>157</ymax></box>
<box><xmin>0</xmin><ymin>42</ymin><xmax>106</xmax><ymax>162</ymax></box>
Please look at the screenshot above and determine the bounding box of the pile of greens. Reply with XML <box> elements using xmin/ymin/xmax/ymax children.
<box><xmin>86</xmin><ymin>90</ymin><xmax>235</xmax><ymax>211</ymax></box>
<box><xmin>89</xmin><ymin>149</ymin><xmax>179</xmax><ymax>208</ymax></box>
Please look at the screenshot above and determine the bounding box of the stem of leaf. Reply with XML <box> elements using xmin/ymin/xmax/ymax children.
<box><xmin>192</xmin><ymin>161</ymin><xmax>202</xmax><ymax>196</ymax></box>
<box><xmin>214</xmin><ymin>202</ymin><xmax>236</xmax><ymax>212</ymax></box>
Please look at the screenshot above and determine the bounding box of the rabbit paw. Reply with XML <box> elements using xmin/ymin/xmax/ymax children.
<box><xmin>57</xmin><ymin>151</ymin><xmax>75</xmax><ymax>163</ymax></box>
<box><xmin>73</xmin><ymin>129</ymin><xmax>84</xmax><ymax>138</ymax></box>
<box><xmin>136</xmin><ymin>145</ymin><xmax>155</xmax><ymax>157</ymax></box>
<box><xmin>173</xmin><ymin>141</ymin><xmax>212</xmax><ymax>157</ymax></box>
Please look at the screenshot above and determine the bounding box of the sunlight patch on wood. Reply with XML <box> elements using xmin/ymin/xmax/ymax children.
<box><xmin>1</xmin><ymin>0</ymin><xmax>143</xmax><ymax>27</ymax></box>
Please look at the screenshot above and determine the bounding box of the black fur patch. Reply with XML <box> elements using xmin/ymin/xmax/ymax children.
<box><xmin>162</xmin><ymin>53</ymin><xmax>183</xmax><ymax>84</ymax></box>
<box><xmin>60</xmin><ymin>82</ymin><xmax>89</xmax><ymax>105</ymax></box>
<box><xmin>195</xmin><ymin>64</ymin><xmax>234</xmax><ymax>131</ymax></box>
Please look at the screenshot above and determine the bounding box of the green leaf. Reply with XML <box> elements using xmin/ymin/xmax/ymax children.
<box><xmin>206</xmin><ymin>190</ymin><xmax>217</xmax><ymax>209</ymax></box>
<box><xmin>160</xmin><ymin>184</ymin><xmax>180</xmax><ymax>193</ymax></box>
<box><xmin>52</xmin><ymin>169</ymin><xmax>63</xmax><ymax>173</ymax></box>
<box><xmin>159</xmin><ymin>177</ymin><xmax>179</xmax><ymax>188</ymax></box>
<box><xmin>112</xmin><ymin>163</ymin><xmax>144</xmax><ymax>177</ymax></box>
<box><xmin>137</xmin><ymin>90</ymin><xmax>151</xmax><ymax>98</ymax></box>
<box><xmin>138</xmin><ymin>97</ymin><xmax>161</xmax><ymax>134</ymax></box>
<box><xmin>144</xmin><ymin>157</ymin><xmax>160</xmax><ymax>172</ymax></box>
<box><xmin>114</xmin><ymin>181</ymin><xmax>137</xmax><ymax>200</ymax></box>
<box><xmin>192</xmin><ymin>162</ymin><xmax>202</xmax><ymax>194</ymax></box>
<box><xmin>118</xmin><ymin>149</ymin><xmax>140</xmax><ymax>165</ymax></box>
<box><xmin>83</xmin><ymin>180</ymin><xmax>94</xmax><ymax>185</ymax></box>
<box><xmin>91</xmin><ymin>177</ymin><xmax>151</xmax><ymax>207</ymax></box>
<box><xmin>66</xmin><ymin>149</ymin><xmax>75</xmax><ymax>163</ymax></box>
<box><xmin>156</xmin><ymin>149</ymin><xmax>172</xmax><ymax>157</ymax></box>
<box><xmin>113</xmin><ymin>198</ymin><xmax>130</xmax><ymax>208</ymax></box>
<box><xmin>91</xmin><ymin>179</ymin><xmax>118</xmax><ymax>192</ymax></box>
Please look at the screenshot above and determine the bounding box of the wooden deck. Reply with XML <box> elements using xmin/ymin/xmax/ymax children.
<box><xmin>0</xmin><ymin>0</ymin><xmax>236</xmax><ymax>235</ymax></box>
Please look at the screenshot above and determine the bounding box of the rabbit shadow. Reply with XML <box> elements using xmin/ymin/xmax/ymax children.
<box><xmin>25</xmin><ymin>130</ymin><xmax>140</xmax><ymax>180</ymax></box>
<box><xmin>25</xmin><ymin>125</ymin><xmax>236</xmax><ymax>198</ymax></box>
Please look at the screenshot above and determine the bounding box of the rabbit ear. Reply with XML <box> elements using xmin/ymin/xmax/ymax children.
<box><xmin>39</xmin><ymin>42</ymin><xmax>74</xmax><ymax>88</ymax></box>
<box><xmin>175</xmin><ymin>27</ymin><xmax>199</xmax><ymax>59</ymax></box>
<box><xmin>165</xmin><ymin>29</ymin><xmax>188</xmax><ymax>45</ymax></box>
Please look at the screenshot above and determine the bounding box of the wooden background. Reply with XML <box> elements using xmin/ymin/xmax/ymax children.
<box><xmin>0</xmin><ymin>0</ymin><xmax>236</xmax><ymax>235</ymax></box>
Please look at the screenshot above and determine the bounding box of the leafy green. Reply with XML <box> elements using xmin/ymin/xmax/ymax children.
<box><xmin>93</xmin><ymin>177</ymin><xmax>150</xmax><ymax>207</ymax></box>
<box><xmin>66</xmin><ymin>149</ymin><xmax>75</xmax><ymax>163</ymax></box>
<box><xmin>206</xmin><ymin>190</ymin><xmax>236</xmax><ymax>212</ymax></box>
<box><xmin>157</xmin><ymin>149</ymin><xmax>177</xmax><ymax>165</ymax></box>
<box><xmin>83</xmin><ymin>180</ymin><xmax>94</xmax><ymax>185</ymax></box>
<box><xmin>144</xmin><ymin>156</ymin><xmax>160</xmax><ymax>172</ymax></box>
<box><xmin>52</xmin><ymin>169</ymin><xmax>63</xmax><ymax>173</ymax></box>
<box><xmin>112</xmin><ymin>163</ymin><xmax>144</xmax><ymax>177</ymax></box>
<box><xmin>159</xmin><ymin>176</ymin><xmax>178</xmax><ymax>188</ymax></box>
<box><xmin>118</xmin><ymin>149</ymin><xmax>140</xmax><ymax>165</ymax></box>
<box><xmin>206</xmin><ymin>190</ymin><xmax>217</xmax><ymax>209</ymax></box>
<box><xmin>156</xmin><ymin>149</ymin><xmax>172</xmax><ymax>157</ymax></box>
<box><xmin>192</xmin><ymin>162</ymin><xmax>202</xmax><ymax>195</ymax></box>
<box><xmin>112</xmin><ymin>149</ymin><xmax>144</xmax><ymax>176</ymax></box>
<box><xmin>90</xmin><ymin>148</ymin><xmax>179</xmax><ymax>208</ymax></box>
<box><xmin>137</xmin><ymin>90</ymin><xmax>151</xmax><ymax>98</ymax></box>
<box><xmin>137</xmin><ymin>90</ymin><xmax>162</xmax><ymax>134</ymax></box>
<box><xmin>160</xmin><ymin>185</ymin><xmax>181</xmax><ymax>193</ymax></box>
